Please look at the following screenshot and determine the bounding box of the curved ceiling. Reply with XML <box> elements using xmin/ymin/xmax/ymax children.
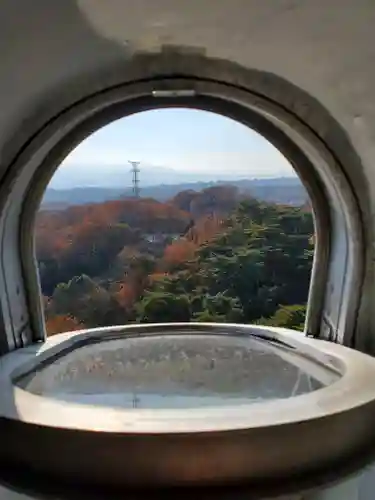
<box><xmin>1</xmin><ymin>1</ymin><xmax>374</xmax><ymax>151</ymax></box>
<box><xmin>0</xmin><ymin>1</ymin><xmax>373</xmax><ymax>157</ymax></box>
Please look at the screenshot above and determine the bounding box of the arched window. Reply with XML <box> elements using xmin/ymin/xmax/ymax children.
<box><xmin>1</xmin><ymin>79</ymin><xmax>360</xmax><ymax>351</ymax></box>
<box><xmin>0</xmin><ymin>69</ymin><xmax>371</xmax><ymax>497</ymax></box>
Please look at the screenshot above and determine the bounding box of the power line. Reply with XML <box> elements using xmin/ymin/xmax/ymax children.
<box><xmin>128</xmin><ymin>160</ymin><xmax>140</xmax><ymax>198</ymax></box>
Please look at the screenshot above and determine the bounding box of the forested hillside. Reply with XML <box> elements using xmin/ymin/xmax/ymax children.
<box><xmin>42</xmin><ymin>177</ymin><xmax>308</xmax><ymax>209</ymax></box>
<box><xmin>36</xmin><ymin>184</ymin><xmax>314</xmax><ymax>335</ymax></box>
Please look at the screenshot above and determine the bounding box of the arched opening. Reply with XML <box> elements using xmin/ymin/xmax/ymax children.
<box><xmin>35</xmin><ymin>107</ymin><xmax>314</xmax><ymax>340</ymax></box>
<box><xmin>0</xmin><ymin>76</ymin><xmax>357</xmax><ymax>352</ymax></box>
<box><xmin>0</xmin><ymin>69</ymin><xmax>369</xmax><ymax>496</ymax></box>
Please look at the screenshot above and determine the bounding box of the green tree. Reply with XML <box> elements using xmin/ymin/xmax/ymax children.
<box><xmin>49</xmin><ymin>275</ymin><xmax>127</xmax><ymax>327</ymax></box>
<box><xmin>138</xmin><ymin>199</ymin><xmax>313</xmax><ymax>327</ymax></box>
<box><xmin>136</xmin><ymin>292</ymin><xmax>192</xmax><ymax>323</ymax></box>
<box><xmin>193</xmin><ymin>293</ymin><xmax>244</xmax><ymax>323</ymax></box>
<box><xmin>257</xmin><ymin>304</ymin><xmax>307</xmax><ymax>331</ymax></box>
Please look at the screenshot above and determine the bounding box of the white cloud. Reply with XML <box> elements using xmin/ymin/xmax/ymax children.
<box><xmin>157</xmin><ymin>151</ymin><xmax>294</xmax><ymax>176</ymax></box>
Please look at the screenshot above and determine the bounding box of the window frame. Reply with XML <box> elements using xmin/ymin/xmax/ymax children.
<box><xmin>0</xmin><ymin>76</ymin><xmax>363</xmax><ymax>351</ymax></box>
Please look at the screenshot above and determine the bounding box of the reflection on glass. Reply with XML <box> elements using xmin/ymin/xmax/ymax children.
<box><xmin>17</xmin><ymin>334</ymin><xmax>339</xmax><ymax>409</ymax></box>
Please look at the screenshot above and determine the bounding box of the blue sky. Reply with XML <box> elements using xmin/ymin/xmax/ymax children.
<box><xmin>53</xmin><ymin>108</ymin><xmax>295</xmax><ymax>187</ymax></box>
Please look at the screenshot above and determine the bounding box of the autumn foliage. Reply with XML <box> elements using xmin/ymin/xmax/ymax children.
<box><xmin>37</xmin><ymin>184</ymin><xmax>314</xmax><ymax>335</ymax></box>
<box><xmin>45</xmin><ymin>315</ymin><xmax>83</xmax><ymax>336</ymax></box>
<box><xmin>163</xmin><ymin>240</ymin><xmax>197</xmax><ymax>267</ymax></box>
<box><xmin>114</xmin><ymin>282</ymin><xmax>137</xmax><ymax>310</ymax></box>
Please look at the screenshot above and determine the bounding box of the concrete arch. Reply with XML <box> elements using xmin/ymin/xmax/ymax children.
<box><xmin>0</xmin><ymin>55</ymin><xmax>364</xmax><ymax>349</ymax></box>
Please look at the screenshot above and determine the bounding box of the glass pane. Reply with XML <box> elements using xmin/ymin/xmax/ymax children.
<box><xmin>17</xmin><ymin>333</ymin><xmax>339</xmax><ymax>409</ymax></box>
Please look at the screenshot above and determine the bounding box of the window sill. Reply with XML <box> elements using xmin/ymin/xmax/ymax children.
<box><xmin>0</xmin><ymin>323</ymin><xmax>374</xmax><ymax>498</ymax></box>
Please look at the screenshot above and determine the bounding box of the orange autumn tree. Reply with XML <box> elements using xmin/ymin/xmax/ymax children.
<box><xmin>163</xmin><ymin>239</ymin><xmax>197</xmax><ymax>268</ymax></box>
<box><xmin>149</xmin><ymin>272</ymin><xmax>168</xmax><ymax>283</ymax></box>
<box><xmin>114</xmin><ymin>282</ymin><xmax>137</xmax><ymax>310</ymax></box>
<box><xmin>186</xmin><ymin>215</ymin><xmax>223</xmax><ymax>245</ymax></box>
<box><xmin>45</xmin><ymin>315</ymin><xmax>84</xmax><ymax>336</ymax></box>
<box><xmin>161</xmin><ymin>216</ymin><xmax>224</xmax><ymax>270</ymax></box>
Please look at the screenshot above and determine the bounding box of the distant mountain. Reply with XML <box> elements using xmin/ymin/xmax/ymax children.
<box><xmin>50</xmin><ymin>164</ymin><xmax>180</xmax><ymax>189</ymax></box>
<box><xmin>50</xmin><ymin>163</ymin><xmax>286</xmax><ymax>189</ymax></box>
<box><xmin>41</xmin><ymin>177</ymin><xmax>307</xmax><ymax>210</ymax></box>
